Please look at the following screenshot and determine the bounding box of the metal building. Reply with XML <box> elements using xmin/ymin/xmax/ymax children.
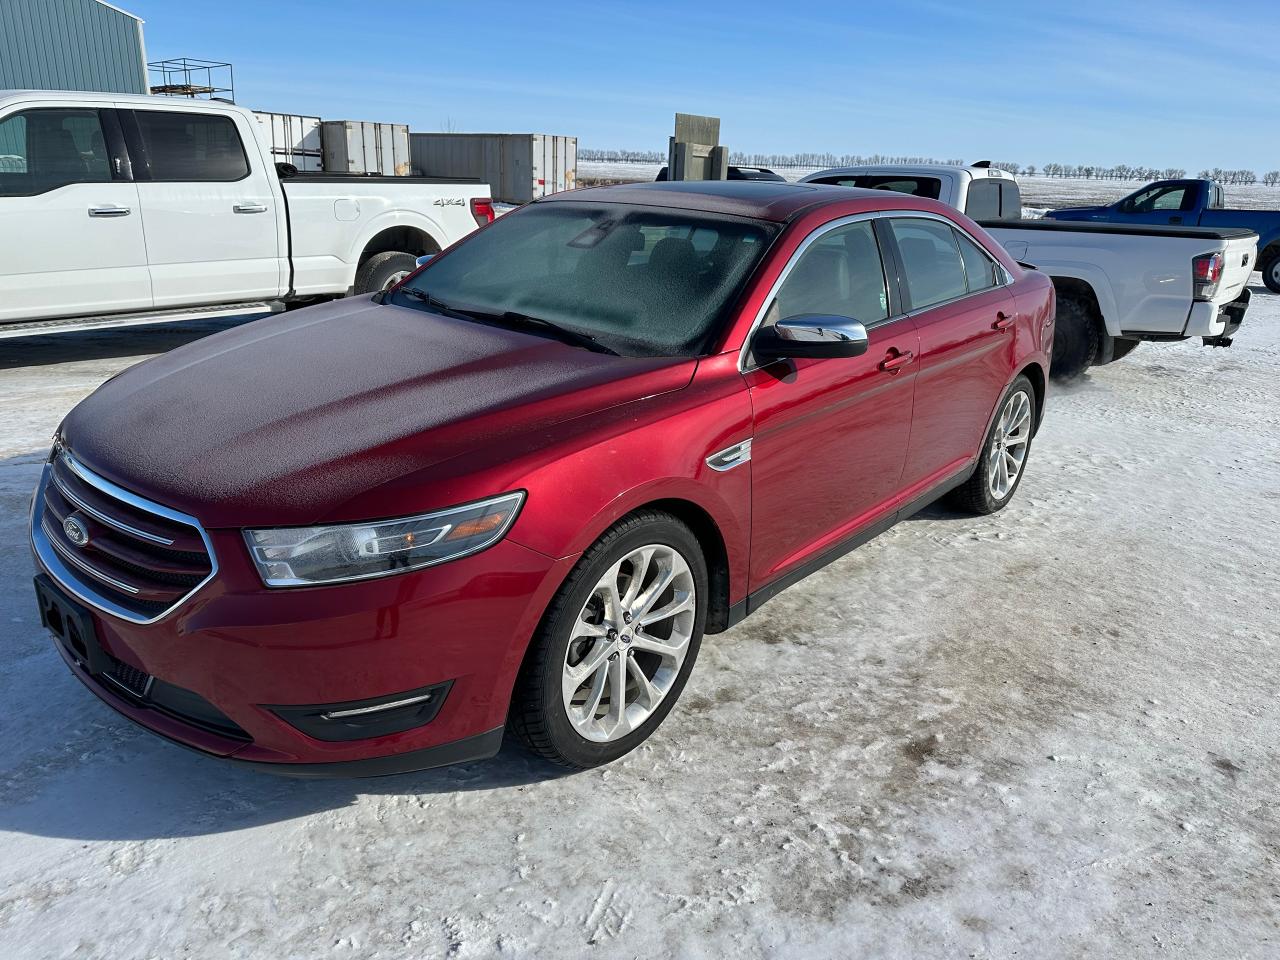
<box><xmin>0</xmin><ymin>0</ymin><xmax>148</xmax><ymax>95</ymax></box>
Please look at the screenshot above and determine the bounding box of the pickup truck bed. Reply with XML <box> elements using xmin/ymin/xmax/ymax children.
<box><xmin>1044</xmin><ymin>178</ymin><xmax>1280</xmax><ymax>292</ymax></box>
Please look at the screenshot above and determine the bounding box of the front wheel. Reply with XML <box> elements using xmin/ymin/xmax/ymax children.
<box><xmin>1259</xmin><ymin>250</ymin><xmax>1280</xmax><ymax>294</ymax></box>
<box><xmin>947</xmin><ymin>375</ymin><xmax>1037</xmax><ymax>515</ymax></box>
<box><xmin>509</xmin><ymin>511</ymin><xmax>707</xmax><ymax>769</ymax></box>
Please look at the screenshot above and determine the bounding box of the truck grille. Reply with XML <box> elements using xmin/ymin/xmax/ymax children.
<box><xmin>32</xmin><ymin>448</ymin><xmax>216</xmax><ymax>624</ymax></box>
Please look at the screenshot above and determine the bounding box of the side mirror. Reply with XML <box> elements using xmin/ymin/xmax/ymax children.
<box><xmin>415</xmin><ymin>254</ymin><xmax>434</xmax><ymax>267</ymax></box>
<box><xmin>753</xmin><ymin>315</ymin><xmax>869</xmax><ymax>361</ymax></box>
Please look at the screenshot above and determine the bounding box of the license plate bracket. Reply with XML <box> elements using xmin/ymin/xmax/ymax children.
<box><xmin>34</xmin><ymin>574</ymin><xmax>111</xmax><ymax>675</ymax></box>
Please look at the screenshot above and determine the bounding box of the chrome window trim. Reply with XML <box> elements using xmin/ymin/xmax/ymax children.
<box><xmin>30</xmin><ymin>451</ymin><xmax>219</xmax><ymax>625</ymax></box>
<box><xmin>737</xmin><ymin>209</ymin><xmax>1013</xmax><ymax>373</ymax></box>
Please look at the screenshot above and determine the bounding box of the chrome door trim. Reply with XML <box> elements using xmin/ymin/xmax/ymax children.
<box><xmin>706</xmin><ymin>439</ymin><xmax>752</xmax><ymax>472</ymax></box>
<box><xmin>738</xmin><ymin>209</ymin><xmax>1014</xmax><ymax>373</ymax></box>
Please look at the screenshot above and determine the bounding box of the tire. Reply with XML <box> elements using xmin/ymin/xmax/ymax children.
<box><xmin>1260</xmin><ymin>249</ymin><xmax>1280</xmax><ymax>294</ymax></box>
<box><xmin>947</xmin><ymin>375</ymin><xmax>1037</xmax><ymax>516</ymax></box>
<box><xmin>1110</xmin><ymin>338</ymin><xmax>1141</xmax><ymax>362</ymax></box>
<box><xmin>509</xmin><ymin>510</ymin><xmax>708</xmax><ymax>769</ymax></box>
<box><xmin>1050</xmin><ymin>294</ymin><xmax>1100</xmax><ymax>381</ymax></box>
<box><xmin>354</xmin><ymin>251</ymin><xmax>418</xmax><ymax>295</ymax></box>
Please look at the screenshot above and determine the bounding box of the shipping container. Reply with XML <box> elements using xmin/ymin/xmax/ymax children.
<box><xmin>321</xmin><ymin>120</ymin><xmax>411</xmax><ymax>177</ymax></box>
<box><xmin>410</xmin><ymin>133</ymin><xmax>577</xmax><ymax>204</ymax></box>
<box><xmin>252</xmin><ymin>111</ymin><xmax>323</xmax><ymax>172</ymax></box>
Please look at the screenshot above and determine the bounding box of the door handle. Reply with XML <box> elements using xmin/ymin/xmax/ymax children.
<box><xmin>88</xmin><ymin>205</ymin><xmax>131</xmax><ymax>218</ymax></box>
<box><xmin>879</xmin><ymin>350</ymin><xmax>915</xmax><ymax>373</ymax></box>
<box><xmin>993</xmin><ymin>311</ymin><xmax>1016</xmax><ymax>330</ymax></box>
<box><xmin>233</xmin><ymin>202</ymin><xmax>269</xmax><ymax>214</ymax></box>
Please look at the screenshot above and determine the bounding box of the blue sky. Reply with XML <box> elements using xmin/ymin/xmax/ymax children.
<box><xmin>125</xmin><ymin>0</ymin><xmax>1278</xmax><ymax>172</ymax></box>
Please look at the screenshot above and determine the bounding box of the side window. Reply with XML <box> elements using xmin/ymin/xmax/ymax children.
<box><xmin>1151</xmin><ymin>187</ymin><xmax>1187</xmax><ymax>211</ymax></box>
<box><xmin>768</xmin><ymin>220</ymin><xmax>889</xmax><ymax>327</ymax></box>
<box><xmin>965</xmin><ymin>179</ymin><xmax>1001</xmax><ymax>220</ymax></box>
<box><xmin>954</xmin><ymin>229</ymin><xmax>1000</xmax><ymax>293</ymax></box>
<box><xmin>0</xmin><ymin>108</ymin><xmax>112</xmax><ymax>197</ymax></box>
<box><xmin>889</xmin><ymin>218</ymin><xmax>969</xmax><ymax>310</ymax></box>
<box><xmin>133</xmin><ymin>111</ymin><xmax>250</xmax><ymax>182</ymax></box>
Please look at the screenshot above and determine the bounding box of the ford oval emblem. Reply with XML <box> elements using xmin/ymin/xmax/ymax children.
<box><xmin>63</xmin><ymin>515</ymin><xmax>90</xmax><ymax>547</ymax></box>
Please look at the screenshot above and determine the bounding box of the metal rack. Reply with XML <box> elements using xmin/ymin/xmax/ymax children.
<box><xmin>148</xmin><ymin>58</ymin><xmax>235</xmax><ymax>101</ymax></box>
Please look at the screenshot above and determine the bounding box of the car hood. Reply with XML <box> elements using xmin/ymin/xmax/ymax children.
<box><xmin>60</xmin><ymin>297</ymin><xmax>695</xmax><ymax>527</ymax></box>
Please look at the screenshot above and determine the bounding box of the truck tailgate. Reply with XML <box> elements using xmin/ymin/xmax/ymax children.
<box><xmin>1216</xmin><ymin>234</ymin><xmax>1258</xmax><ymax>304</ymax></box>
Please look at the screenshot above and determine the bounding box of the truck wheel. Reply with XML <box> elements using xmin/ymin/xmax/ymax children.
<box><xmin>947</xmin><ymin>375</ymin><xmax>1036</xmax><ymax>516</ymax></box>
<box><xmin>1260</xmin><ymin>250</ymin><xmax>1280</xmax><ymax>294</ymax></box>
<box><xmin>509</xmin><ymin>510</ymin><xmax>708</xmax><ymax>769</ymax></box>
<box><xmin>1050</xmin><ymin>294</ymin><xmax>1100</xmax><ymax>381</ymax></box>
<box><xmin>354</xmin><ymin>251</ymin><xmax>418</xmax><ymax>295</ymax></box>
<box><xmin>1110</xmin><ymin>338</ymin><xmax>1141</xmax><ymax>362</ymax></box>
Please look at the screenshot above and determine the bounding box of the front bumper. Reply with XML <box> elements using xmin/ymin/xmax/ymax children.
<box><xmin>34</xmin><ymin>517</ymin><xmax>573</xmax><ymax>775</ymax></box>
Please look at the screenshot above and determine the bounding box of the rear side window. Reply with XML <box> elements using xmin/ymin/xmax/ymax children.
<box><xmin>133</xmin><ymin>110</ymin><xmax>250</xmax><ymax>182</ymax></box>
<box><xmin>997</xmin><ymin>181</ymin><xmax>1021</xmax><ymax>219</ymax></box>
<box><xmin>0</xmin><ymin>108</ymin><xmax>112</xmax><ymax>197</ymax></box>
<box><xmin>889</xmin><ymin>218</ymin><xmax>969</xmax><ymax>310</ymax></box>
<box><xmin>965</xmin><ymin>180</ymin><xmax>1001</xmax><ymax>220</ymax></box>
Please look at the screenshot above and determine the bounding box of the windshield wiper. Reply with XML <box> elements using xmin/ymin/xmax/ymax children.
<box><xmin>394</xmin><ymin>287</ymin><xmax>476</xmax><ymax>323</ymax></box>
<box><xmin>395</xmin><ymin>288</ymin><xmax>616</xmax><ymax>355</ymax></box>
<box><xmin>487</xmin><ymin>310</ymin><xmax>618</xmax><ymax>355</ymax></box>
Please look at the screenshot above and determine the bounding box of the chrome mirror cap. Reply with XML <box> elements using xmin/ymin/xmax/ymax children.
<box><xmin>755</xmin><ymin>315</ymin><xmax>870</xmax><ymax>361</ymax></box>
<box><xmin>774</xmin><ymin>315</ymin><xmax>869</xmax><ymax>345</ymax></box>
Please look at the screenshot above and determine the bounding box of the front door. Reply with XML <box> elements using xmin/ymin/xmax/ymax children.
<box><xmin>123</xmin><ymin>106</ymin><xmax>283</xmax><ymax>307</ymax></box>
<box><xmin>0</xmin><ymin>106</ymin><xmax>151</xmax><ymax>323</ymax></box>
<box><xmin>745</xmin><ymin>216</ymin><xmax>920</xmax><ymax>591</ymax></box>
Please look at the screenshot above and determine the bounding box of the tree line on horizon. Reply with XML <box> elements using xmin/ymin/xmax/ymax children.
<box><xmin>578</xmin><ymin>148</ymin><xmax>1280</xmax><ymax>186</ymax></box>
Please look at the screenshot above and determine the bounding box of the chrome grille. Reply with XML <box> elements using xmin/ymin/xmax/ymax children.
<box><xmin>31</xmin><ymin>448</ymin><xmax>217</xmax><ymax>624</ymax></box>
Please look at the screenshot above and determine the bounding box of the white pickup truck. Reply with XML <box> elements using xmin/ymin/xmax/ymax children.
<box><xmin>0</xmin><ymin>91</ymin><xmax>492</xmax><ymax>338</ymax></box>
<box><xmin>801</xmin><ymin>164</ymin><xmax>1258</xmax><ymax>378</ymax></box>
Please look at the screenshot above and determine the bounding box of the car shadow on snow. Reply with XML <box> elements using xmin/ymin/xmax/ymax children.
<box><xmin>0</xmin><ymin>313</ymin><xmax>265</xmax><ymax>370</ymax></box>
<box><xmin>0</xmin><ymin>450</ymin><xmax>570</xmax><ymax>843</ymax></box>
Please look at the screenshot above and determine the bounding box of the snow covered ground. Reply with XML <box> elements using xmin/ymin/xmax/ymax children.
<box><xmin>2</xmin><ymin>288</ymin><xmax>1279</xmax><ymax>959</ymax></box>
<box><xmin>578</xmin><ymin>161</ymin><xmax>1280</xmax><ymax>215</ymax></box>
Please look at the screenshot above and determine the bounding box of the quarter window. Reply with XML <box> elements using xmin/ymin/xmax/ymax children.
<box><xmin>0</xmin><ymin>108</ymin><xmax>113</xmax><ymax>197</ymax></box>
<box><xmin>889</xmin><ymin>218</ymin><xmax>969</xmax><ymax>309</ymax></box>
<box><xmin>954</xmin><ymin>230</ymin><xmax>1000</xmax><ymax>293</ymax></box>
<box><xmin>133</xmin><ymin>111</ymin><xmax>250</xmax><ymax>182</ymax></box>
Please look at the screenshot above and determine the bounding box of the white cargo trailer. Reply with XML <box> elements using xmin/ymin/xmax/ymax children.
<box><xmin>252</xmin><ymin>111</ymin><xmax>323</xmax><ymax>172</ymax></box>
<box><xmin>410</xmin><ymin>133</ymin><xmax>577</xmax><ymax>204</ymax></box>
<box><xmin>321</xmin><ymin>121</ymin><xmax>411</xmax><ymax>177</ymax></box>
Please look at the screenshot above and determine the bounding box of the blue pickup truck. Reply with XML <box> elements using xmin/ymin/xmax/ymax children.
<box><xmin>1045</xmin><ymin>179</ymin><xmax>1280</xmax><ymax>293</ymax></box>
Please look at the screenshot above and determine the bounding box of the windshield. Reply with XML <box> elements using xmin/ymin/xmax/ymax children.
<box><xmin>393</xmin><ymin>202</ymin><xmax>777</xmax><ymax>357</ymax></box>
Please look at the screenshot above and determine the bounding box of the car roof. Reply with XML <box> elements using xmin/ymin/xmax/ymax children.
<box><xmin>541</xmin><ymin>180</ymin><xmax>944</xmax><ymax>223</ymax></box>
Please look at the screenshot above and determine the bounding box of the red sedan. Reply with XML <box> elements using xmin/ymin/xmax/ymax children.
<box><xmin>31</xmin><ymin>180</ymin><xmax>1054</xmax><ymax>775</ymax></box>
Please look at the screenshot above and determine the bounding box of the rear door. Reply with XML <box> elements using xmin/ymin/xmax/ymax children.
<box><xmin>744</xmin><ymin>215</ymin><xmax>920</xmax><ymax>590</ymax></box>
<box><xmin>123</xmin><ymin>105</ymin><xmax>284</xmax><ymax>306</ymax></box>
<box><xmin>0</xmin><ymin>105</ymin><xmax>150</xmax><ymax>322</ymax></box>
<box><xmin>883</xmin><ymin>215</ymin><xmax>1017</xmax><ymax>491</ymax></box>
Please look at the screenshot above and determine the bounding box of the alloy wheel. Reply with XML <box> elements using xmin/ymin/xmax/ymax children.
<box><xmin>987</xmin><ymin>390</ymin><xmax>1032</xmax><ymax>500</ymax></box>
<box><xmin>561</xmin><ymin>544</ymin><xmax>696</xmax><ymax>743</ymax></box>
<box><xmin>382</xmin><ymin>270</ymin><xmax>411</xmax><ymax>291</ymax></box>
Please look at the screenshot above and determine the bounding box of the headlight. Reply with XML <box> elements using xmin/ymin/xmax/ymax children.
<box><xmin>244</xmin><ymin>491</ymin><xmax>525</xmax><ymax>587</ymax></box>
